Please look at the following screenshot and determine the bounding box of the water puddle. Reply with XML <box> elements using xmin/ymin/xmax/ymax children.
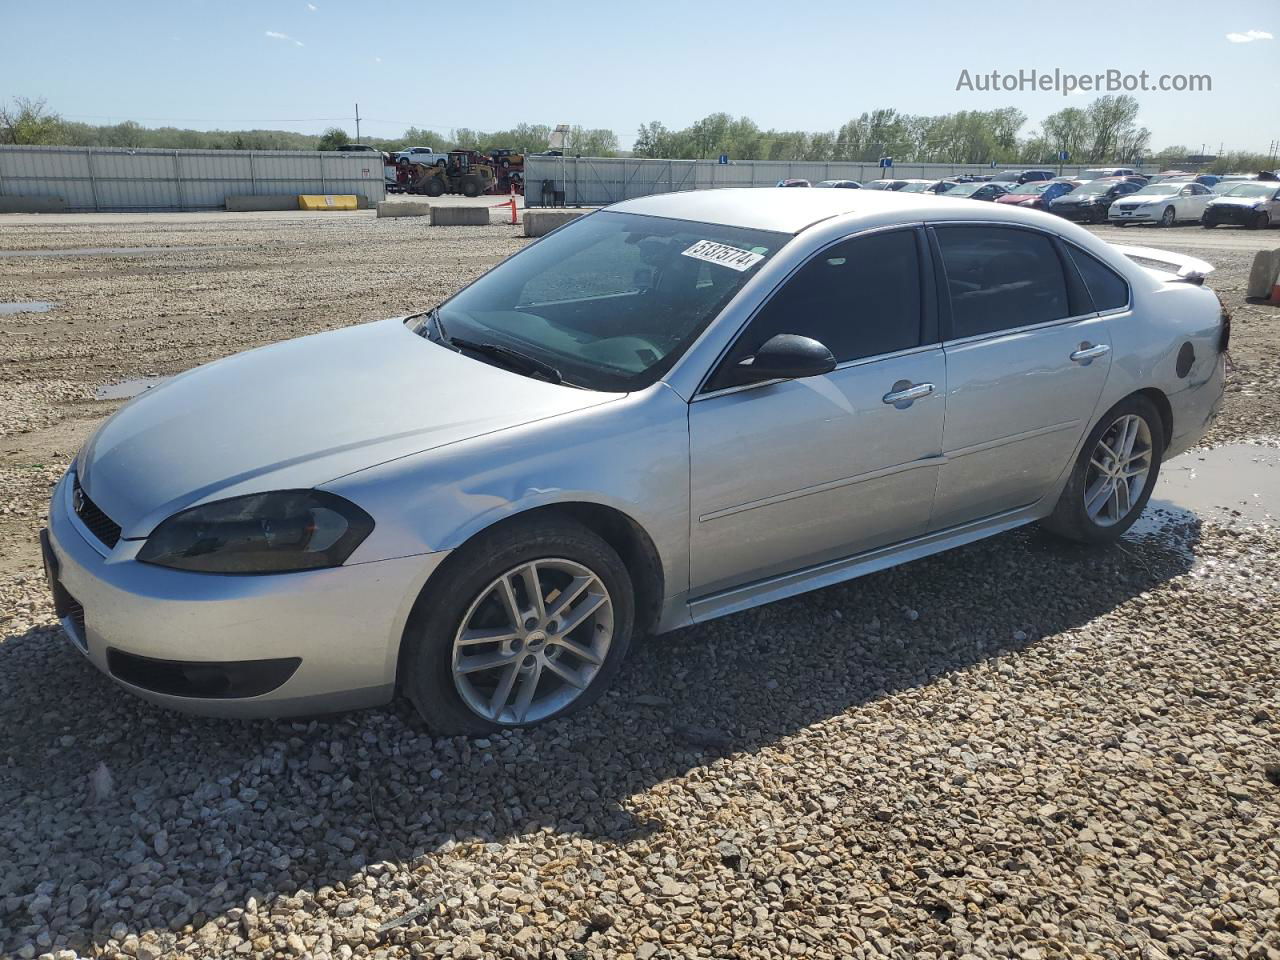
<box><xmin>0</xmin><ymin>245</ymin><xmax>211</xmax><ymax>259</ymax></box>
<box><xmin>0</xmin><ymin>300</ymin><xmax>56</xmax><ymax>315</ymax></box>
<box><xmin>1150</xmin><ymin>443</ymin><xmax>1279</xmax><ymax>525</ymax></box>
<box><xmin>94</xmin><ymin>376</ymin><xmax>172</xmax><ymax>401</ymax></box>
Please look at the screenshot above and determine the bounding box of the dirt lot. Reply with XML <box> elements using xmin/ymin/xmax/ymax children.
<box><xmin>0</xmin><ymin>212</ymin><xmax>1277</xmax><ymax>960</ymax></box>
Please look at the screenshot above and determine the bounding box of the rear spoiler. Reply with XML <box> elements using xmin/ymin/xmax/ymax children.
<box><xmin>1110</xmin><ymin>244</ymin><xmax>1215</xmax><ymax>285</ymax></box>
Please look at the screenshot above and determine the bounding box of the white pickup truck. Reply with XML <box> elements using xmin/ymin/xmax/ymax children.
<box><xmin>394</xmin><ymin>146</ymin><xmax>447</xmax><ymax>167</ymax></box>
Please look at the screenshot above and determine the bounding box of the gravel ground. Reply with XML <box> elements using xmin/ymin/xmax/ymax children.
<box><xmin>0</xmin><ymin>213</ymin><xmax>1278</xmax><ymax>960</ymax></box>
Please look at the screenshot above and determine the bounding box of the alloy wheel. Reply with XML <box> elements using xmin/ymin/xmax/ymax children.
<box><xmin>1083</xmin><ymin>414</ymin><xmax>1153</xmax><ymax>527</ymax></box>
<box><xmin>1160</xmin><ymin>206</ymin><xmax>1175</xmax><ymax>227</ymax></box>
<box><xmin>450</xmin><ymin>558</ymin><xmax>614</xmax><ymax>725</ymax></box>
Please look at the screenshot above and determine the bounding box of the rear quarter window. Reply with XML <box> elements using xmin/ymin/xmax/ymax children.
<box><xmin>1067</xmin><ymin>246</ymin><xmax>1130</xmax><ymax>313</ymax></box>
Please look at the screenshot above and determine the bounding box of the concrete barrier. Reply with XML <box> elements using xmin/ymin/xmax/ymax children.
<box><xmin>430</xmin><ymin>206</ymin><xmax>490</xmax><ymax>226</ymax></box>
<box><xmin>299</xmin><ymin>194</ymin><xmax>359</xmax><ymax>211</ymax></box>
<box><xmin>1246</xmin><ymin>248</ymin><xmax>1280</xmax><ymax>299</ymax></box>
<box><xmin>0</xmin><ymin>196</ymin><xmax>68</xmax><ymax>213</ymax></box>
<box><xmin>225</xmin><ymin>195</ymin><xmax>299</xmax><ymax>212</ymax></box>
<box><xmin>524</xmin><ymin>209</ymin><xmax>587</xmax><ymax>237</ymax></box>
<box><xmin>377</xmin><ymin>201</ymin><xmax>430</xmax><ymax>218</ymax></box>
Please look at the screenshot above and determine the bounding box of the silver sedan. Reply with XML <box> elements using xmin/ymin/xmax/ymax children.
<box><xmin>44</xmin><ymin>189</ymin><xmax>1228</xmax><ymax>734</ymax></box>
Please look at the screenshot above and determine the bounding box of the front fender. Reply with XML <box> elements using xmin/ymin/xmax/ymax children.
<box><xmin>323</xmin><ymin>383</ymin><xmax>692</xmax><ymax>605</ymax></box>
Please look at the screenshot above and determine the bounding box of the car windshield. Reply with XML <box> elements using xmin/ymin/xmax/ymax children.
<box><xmin>1223</xmin><ymin>182</ymin><xmax>1273</xmax><ymax>198</ymax></box>
<box><xmin>898</xmin><ymin>182</ymin><xmax>933</xmax><ymax>192</ymax></box>
<box><xmin>942</xmin><ymin>183</ymin><xmax>985</xmax><ymax>196</ymax></box>
<box><xmin>1068</xmin><ymin>182</ymin><xmax>1115</xmax><ymax>197</ymax></box>
<box><xmin>1133</xmin><ymin>184</ymin><xmax>1179</xmax><ymax>196</ymax></box>
<box><xmin>1011</xmin><ymin>182</ymin><xmax>1052</xmax><ymax>195</ymax></box>
<box><xmin>416</xmin><ymin>211</ymin><xmax>788</xmax><ymax>392</ymax></box>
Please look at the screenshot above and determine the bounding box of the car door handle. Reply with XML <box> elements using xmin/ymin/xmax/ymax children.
<box><xmin>882</xmin><ymin>382</ymin><xmax>935</xmax><ymax>405</ymax></box>
<box><xmin>1070</xmin><ymin>343</ymin><xmax>1111</xmax><ymax>363</ymax></box>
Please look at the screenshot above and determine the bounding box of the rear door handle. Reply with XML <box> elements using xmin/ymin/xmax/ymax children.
<box><xmin>882</xmin><ymin>382</ymin><xmax>935</xmax><ymax>406</ymax></box>
<box><xmin>1070</xmin><ymin>343</ymin><xmax>1111</xmax><ymax>363</ymax></box>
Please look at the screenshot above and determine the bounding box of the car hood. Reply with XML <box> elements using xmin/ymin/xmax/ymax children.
<box><xmin>1113</xmin><ymin>194</ymin><xmax>1175</xmax><ymax>205</ymax></box>
<box><xmin>76</xmin><ymin>318</ymin><xmax>620</xmax><ymax>539</ymax></box>
<box><xmin>1207</xmin><ymin>196</ymin><xmax>1264</xmax><ymax>208</ymax></box>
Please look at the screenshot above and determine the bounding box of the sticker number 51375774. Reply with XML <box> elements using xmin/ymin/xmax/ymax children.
<box><xmin>681</xmin><ymin>239</ymin><xmax>765</xmax><ymax>272</ymax></box>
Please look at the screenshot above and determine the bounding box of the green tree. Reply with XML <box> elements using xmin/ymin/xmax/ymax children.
<box><xmin>0</xmin><ymin>96</ymin><xmax>64</xmax><ymax>144</ymax></box>
<box><xmin>316</xmin><ymin>127</ymin><xmax>351</xmax><ymax>151</ymax></box>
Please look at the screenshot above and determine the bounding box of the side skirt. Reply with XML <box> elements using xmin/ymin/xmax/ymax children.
<box><xmin>685</xmin><ymin>503</ymin><xmax>1046</xmax><ymax>625</ymax></box>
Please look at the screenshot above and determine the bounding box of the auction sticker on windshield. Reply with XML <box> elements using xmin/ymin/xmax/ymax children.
<box><xmin>682</xmin><ymin>240</ymin><xmax>765</xmax><ymax>272</ymax></box>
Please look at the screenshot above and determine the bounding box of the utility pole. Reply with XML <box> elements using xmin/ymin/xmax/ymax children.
<box><xmin>355</xmin><ymin>103</ymin><xmax>361</xmax><ymax>144</ymax></box>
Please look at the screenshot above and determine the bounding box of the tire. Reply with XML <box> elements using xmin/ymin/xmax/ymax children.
<box><xmin>1251</xmin><ymin>211</ymin><xmax>1270</xmax><ymax>230</ymax></box>
<box><xmin>1041</xmin><ymin>395</ymin><xmax>1165</xmax><ymax>544</ymax></box>
<box><xmin>1159</xmin><ymin>206</ymin><xmax>1176</xmax><ymax>227</ymax></box>
<box><xmin>1201</xmin><ymin>220</ymin><xmax>1215</xmax><ymax>229</ymax></box>
<box><xmin>400</xmin><ymin>516</ymin><xmax>635</xmax><ymax>736</ymax></box>
<box><xmin>460</xmin><ymin>176</ymin><xmax>482</xmax><ymax>198</ymax></box>
<box><xmin>423</xmin><ymin>177</ymin><xmax>446</xmax><ymax>198</ymax></box>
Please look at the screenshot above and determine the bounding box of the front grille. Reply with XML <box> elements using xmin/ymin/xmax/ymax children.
<box><xmin>73</xmin><ymin>476</ymin><xmax>122</xmax><ymax>549</ymax></box>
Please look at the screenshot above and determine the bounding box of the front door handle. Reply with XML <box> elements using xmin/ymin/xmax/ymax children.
<box><xmin>1070</xmin><ymin>343</ymin><xmax>1111</xmax><ymax>363</ymax></box>
<box><xmin>882</xmin><ymin>381</ymin><xmax>935</xmax><ymax>406</ymax></box>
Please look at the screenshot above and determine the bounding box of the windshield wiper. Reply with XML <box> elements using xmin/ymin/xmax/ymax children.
<box><xmin>447</xmin><ymin>335</ymin><xmax>566</xmax><ymax>385</ymax></box>
<box><xmin>424</xmin><ymin>308</ymin><xmax>569</xmax><ymax>386</ymax></box>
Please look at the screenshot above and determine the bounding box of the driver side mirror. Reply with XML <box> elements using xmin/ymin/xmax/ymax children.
<box><xmin>737</xmin><ymin>334</ymin><xmax>837</xmax><ymax>384</ymax></box>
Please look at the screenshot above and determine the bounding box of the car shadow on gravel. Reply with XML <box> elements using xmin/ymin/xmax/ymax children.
<box><xmin>0</xmin><ymin>511</ymin><xmax>1201</xmax><ymax>954</ymax></box>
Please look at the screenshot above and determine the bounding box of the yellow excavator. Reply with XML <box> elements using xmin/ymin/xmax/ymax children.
<box><xmin>396</xmin><ymin>150</ymin><xmax>496</xmax><ymax>198</ymax></box>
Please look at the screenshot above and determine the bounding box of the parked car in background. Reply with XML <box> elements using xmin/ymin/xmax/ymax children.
<box><xmin>1201</xmin><ymin>181</ymin><xmax>1280</xmax><ymax>229</ymax></box>
<box><xmin>777</xmin><ymin>179</ymin><xmax>811</xmax><ymax>187</ymax></box>
<box><xmin>1160</xmin><ymin>174</ymin><xmax>1220</xmax><ymax>188</ymax></box>
<box><xmin>899</xmin><ymin>180</ymin><xmax>957</xmax><ymax>194</ymax></box>
<box><xmin>995</xmin><ymin>180</ymin><xmax>1080</xmax><ymax>210</ymax></box>
<box><xmin>42</xmin><ymin>188</ymin><xmax>1227</xmax><ymax>732</ymax></box>
<box><xmin>861</xmin><ymin>179</ymin><xmax>911</xmax><ymax>190</ymax></box>
<box><xmin>991</xmin><ymin>169</ymin><xmax>1056</xmax><ymax>186</ymax></box>
<box><xmin>396</xmin><ymin>146</ymin><xmax>447</xmax><ymax>167</ymax></box>
<box><xmin>1050</xmin><ymin>178</ymin><xmax>1143</xmax><ymax>223</ymax></box>
<box><xmin>814</xmin><ymin>179</ymin><xmax>861</xmax><ymax>189</ymax></box>
<box><xmin>1077</xmin><ymin>167</ymin><xmax>1140</xmax><ymax>181</ymax></box>
<box><xmin>939</xmin><ymin>181</ymin><xmax>1010</xmax><ymax>201</ymax></box>
<box><xmin>1107</xmin><ymin>181</ymin><xmax>1213</xmax><ymax>226</ymax></box>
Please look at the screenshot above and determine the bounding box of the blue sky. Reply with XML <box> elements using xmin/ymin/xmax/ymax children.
<box><xmin>4</xmin><ymin>0</ymin><xmax>1277</xmax><ymax>153</ymax></box>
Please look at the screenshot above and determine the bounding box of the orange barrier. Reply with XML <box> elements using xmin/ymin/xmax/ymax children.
<box><xmin>489</xmin><ymin>188</ymin><xmax>520</xmax><ymax>225</ymax></box>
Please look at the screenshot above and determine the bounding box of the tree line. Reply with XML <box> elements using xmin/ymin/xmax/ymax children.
<box><xmin>2</xmin><ymin>96</ymin><xmax>1274</xmax><ymax>174</ymax></box>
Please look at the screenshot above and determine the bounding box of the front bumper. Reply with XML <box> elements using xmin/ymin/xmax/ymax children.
<box><xmin>44</xmin><ymin>471</ymin><xmax>446</xmax><ymax>718</ymax></box>
<box><xmin>1108</xmin><ymin>207</ymin><xmax>1160</xmax><ymax>223</ymax></box>
<box><xmin>1202</xmin><ymin>206</ymin><xmax>1261</xmax><ymax>226</ymax></box>
<box><xmin>1052</xmin><ymin>205</ymin><xmax>1105</xmax><ymax>221</ymax></box>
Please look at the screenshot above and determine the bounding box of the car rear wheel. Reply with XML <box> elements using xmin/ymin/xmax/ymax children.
<box><xmin>400</xmin><ymin>516</ymin><xmax>634</xmax><ymax>735</ymax></box>
<box><xmin>1160</xmin><ymin>206</ymin><xmax>1176</xmax><ymax>227</ymax></box>
<box><xmin>1041</xmin><ymin>395</ymin><xmax>1165</xmax><ymax>544</ymax></box>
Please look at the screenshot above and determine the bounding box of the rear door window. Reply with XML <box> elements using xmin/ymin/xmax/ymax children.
<box><xmin>933</xmin><ymin>226</ymin><xmax>1071</xmax><ymax>339</ymax></box>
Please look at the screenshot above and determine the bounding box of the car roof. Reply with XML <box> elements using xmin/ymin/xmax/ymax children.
<box><xmin>608</xmin><ymin>187</ymin><xmax>1067</xmax><ymax>234</ymax></box>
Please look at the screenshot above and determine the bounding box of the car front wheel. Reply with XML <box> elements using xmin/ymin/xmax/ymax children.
<box><xmin>1160</xmin><ymin>206</ymin><xmax>1176</xmax><ymax>227</ymax></box>
<box><xmin>1041</xmin><ymin>395</ymin><xmax>1165</xmax><ymax>544</ymax></box>
<box><xmin>401</xmin><ymin>516</ymin><xmax>634</xmax><ymax>735</ymax></box>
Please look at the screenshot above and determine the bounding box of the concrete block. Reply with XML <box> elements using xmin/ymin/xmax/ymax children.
<box><xmin>1246</xmin><ymin>248</ymin><xmax>1280</xmax><ymax>299</ymax></box>
<box><xmin>430</xmin><ymin>206</ymin><xmax>490</xmax><ymax>226</ymax></box>
<box><xmin>298</xmin><ymin>194</ymin><xmax>358</xmax><ymax>211</ymax></box>
<box><xmin>0</xmin><ymin>196</ymin><xmax>67</xmax><ymax>213</ymax></box>
<box><xmin>524</xmin><ymin>209</ymin><xmax>587</xmax><ymax>237</ymax></box>
<box><xmin>377</xmin><ymin>200</ymin><xmax>430</xmax><ymax>218</ymax></box>
<box><xmin>225</xmin><ymin>194</ymin><xmax>299</xmax><ymax>212</ymax></box>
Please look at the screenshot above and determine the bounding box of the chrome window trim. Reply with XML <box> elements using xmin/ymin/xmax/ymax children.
<box><xmin>941</xmin><ymin>311</ymin><xmax>1102</xmax><ymax>349</ymax></box>
<box><xmin>691</xmin><ymin>221</ymin><xmax>930</xmax><ymax>398</ymax></box>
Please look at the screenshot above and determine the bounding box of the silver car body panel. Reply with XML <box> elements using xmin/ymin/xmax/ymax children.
<box><xmin>54</xmin><ymin>189</ymin><xmax>1226</xmax><ymax>716</ymax></box>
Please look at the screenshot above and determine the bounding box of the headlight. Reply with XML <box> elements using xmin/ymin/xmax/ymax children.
<box><xmin>138</xmin><ymin>490</ymin><xmax>374</xmax><ymax>574</ymax></box>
